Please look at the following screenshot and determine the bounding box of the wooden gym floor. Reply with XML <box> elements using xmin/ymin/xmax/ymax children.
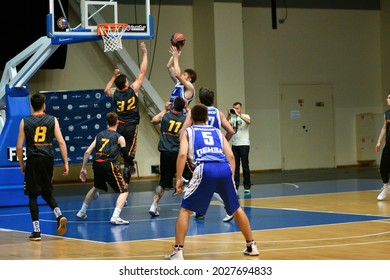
<box><xmin>0</xmin><ymin>166</ymin><xmax>389</xmax><ymax>260</ymax></box>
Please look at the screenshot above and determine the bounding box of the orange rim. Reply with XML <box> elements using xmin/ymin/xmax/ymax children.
<box><xmin>97</xmin><ymin>23</ymin><xmax>129</xmax><ymax>36</ymax></box>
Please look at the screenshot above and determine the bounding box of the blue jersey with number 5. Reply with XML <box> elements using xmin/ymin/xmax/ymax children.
<box><xmin>186</xmin><ymin>125</ymin><xmax>228</xmax><ymax>163</ymax></box>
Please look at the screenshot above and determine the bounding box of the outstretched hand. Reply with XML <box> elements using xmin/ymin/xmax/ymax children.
<box><xmin>140</xmin><ymin>42</ymin><xmax>147</xmax><ymax>54</ymax></box>
<box><xmin>169</xmin><ymin>46</ymin><xmax>181</xmax><ymax>57</ymax></box>
<box><xmin>114</xmin><ymin>68</ymin><xmax>120</xmax><ymax>77</ymax></box>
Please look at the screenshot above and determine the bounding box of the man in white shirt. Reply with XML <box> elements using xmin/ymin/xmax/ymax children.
<box><xmin>229</xmin><ymin>102</ymin><xmax>252</xmax><ymax>194</ymax></box>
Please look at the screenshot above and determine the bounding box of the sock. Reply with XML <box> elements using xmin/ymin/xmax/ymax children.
<box><xmin>80</xmin><ymin>203</ymin><xmax>89</xmax><ymax>213</ymax></box>
<box><xmin>53</xmin><ymin>207</ymin><xmax>62</xmax><ymax>218</ymax></box>
<box><xmin>33</xmin><ymin>221</ymin><xmax>40</xmax><ymax>232</ymax></box>
<box><xmin>174</xmin><ymin>245</ymin><xmax>184</xmax><ymax>250</ymax></box>
<box><xmin>112</xmin><ymin>207</ymin><xmax>121</xmax><ymax>218</ymax></box>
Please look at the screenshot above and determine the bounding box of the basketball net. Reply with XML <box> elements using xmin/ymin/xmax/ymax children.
<box><xmin>98</xmin><ymin>24</ymin><xmax>128</xmax><ymax>52</ymax></box>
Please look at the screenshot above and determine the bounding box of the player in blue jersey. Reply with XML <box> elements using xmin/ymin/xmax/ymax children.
<box><xmin>182</xmin><ymin>87</ymin><xmax>235</xmax><ymax>222</ymax></box>
<box><xmin>164</xmin><ymin>104</ymin><xmax>259</xmax><ymax>260</ymax></box>
<box><xmin>167</xmin><ymin>45</ymin><xmax>197</xmax><ymax>113</ymax></box>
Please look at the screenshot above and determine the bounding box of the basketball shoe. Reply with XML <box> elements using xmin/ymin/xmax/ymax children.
<box><xmin>29</xmin><ymin>232</ymin><xmax>41</xmax><ymax>241</ymax></box>
<box><xmin>56</xmin><ymin>216</ymin><xmax>67</xmax><ymax>236</ymax></box>
<box><xmin>164</xmin><ymin>247</ymin><xmax>184</xmax><ymax>260</ymax></box>
<box><xmin>76</xmin><ymin>211</ymin><xmax>87</xmax><ymax>220</ymax></box>
<box><xmin>149</xmin><ymin>203</ymin><xmax>160</xmax><ymax>217</ymax></box>
<box><xmin>377</xmin><ymin>184</ymin><xmax>390</xmax><ymax>201</ymax></box>
<box><xmin>223</xmin><ymin>214</ymin><xmax>234</xmax><ymax>222</ymax></box>
<box><xmin>243</xmin><ymin>241</ymin><xmax>259</xmax><ymax>256</ymax></box>
<box><xmin>110</xmin><ymin>216</ymin><xmax>129</xmax><ymax>225</ymax></box>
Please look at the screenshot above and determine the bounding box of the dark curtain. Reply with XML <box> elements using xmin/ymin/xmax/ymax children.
<box><xmin>0</xmin><ymin>1</ymin><xmax>68</xmax><ymax>70</ymax></box>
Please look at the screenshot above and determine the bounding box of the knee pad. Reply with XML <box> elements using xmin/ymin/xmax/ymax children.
<box><xmin>155</xmin><ymin>185</ymin><xmax>165</xmax><ymax>198</ymax></box>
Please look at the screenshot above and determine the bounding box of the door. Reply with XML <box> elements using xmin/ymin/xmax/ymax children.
<box><xmin>280</xmin><ymin>83</ymin><xmax>335</xmax><ymax>170</ymax></box>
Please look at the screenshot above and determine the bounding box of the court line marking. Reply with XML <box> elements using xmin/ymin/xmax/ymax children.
<box><xmin>282</xmin><ymin>183</ymin><xmax>300</xmax><ymax>188</ymax></box>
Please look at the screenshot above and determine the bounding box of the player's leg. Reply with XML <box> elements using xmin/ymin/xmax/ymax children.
<box><xmin>378</xmin><ymin>144</ymin><xmax>390</xmax><ymax>200</ymax></box>
<box><xmin>232</xmin><ymin>145</ymin><xmax>241</xmax><ymax>190</ymax></box>
<box><xmin>106</xmin><ymin>162</ymin><xmax>130</xmax><ymax>225</ymax></box>
<box><xmin>39</xmin><ymin>157</ymin><xmax>67</xmax><ymax>236</ymax></box>
<box><xmin>149</xmin><ymin>152</ymin><xmax>176</xmax><ymax>216</ymax></box>
<box><xmin>241</xmin><ymin>145</ymin><xmax>252</xmax><ymax>193</ymax></box>
<box><xmin>164</xmin><ymin>207</ymin><xmax>191</xmax><ymax>260</ymax></box>
<box><xmin>232</xmin><ymin>207</ymin><xmax>259</xmax><ymax>256</ymax></box>
<box><xmin>121</xmin><ymin>124</ymin><xmax>138</xmax><ymax>184</ymax></box>
<box><xmin>76</xmin><ymin>186</ymin><xmax>99</xmax><ymax>219</ymax></box>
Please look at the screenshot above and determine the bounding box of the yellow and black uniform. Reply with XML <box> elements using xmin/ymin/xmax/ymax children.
<box><xmin>24</xmin><ymin>113</ymin><xmax>55</xmax><ymax>195</ymax></box>
<box><xmin>92</xmin><ymin>129</ymin><xmax>127</xmax><ymax>194</ymax></box>
<box><xmin>158</xmin><ymin>110</ymin><xmax>186</xmax><ymax>189</ymax></box>
<box><xmin>113</xmin><ymin>87</ymin><xmax>139</xmax><ymax>183</ymax></box>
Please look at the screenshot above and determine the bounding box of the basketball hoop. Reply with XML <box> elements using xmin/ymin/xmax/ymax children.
<box><xmin>97</xmin><ymin>23</ymin><xmax>129</xmax><ymax>52</ymax></box>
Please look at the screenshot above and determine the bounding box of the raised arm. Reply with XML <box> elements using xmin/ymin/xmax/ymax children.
<box><xmin>131</xmin><ymin>42</ymin><xmax>148</xmax><ymax>93</ymax></box>
<box><xmin>104</xmin><ymin>68</ymin><xmax>120</xmax><ymax>98</ymax></box>
<box><xmin>151</xmin><ymin>102</ymin><xmax>171</xmax><ymax>125</ymax></box>
<box><xmin>167</xmin><ymin>45</ymin><xmax>182</xmax><ymax>83</ymax></box>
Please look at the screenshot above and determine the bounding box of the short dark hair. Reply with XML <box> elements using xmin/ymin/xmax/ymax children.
<box><xmin>198</xmin><ymin>87</ymin><xmax>214</xmax><ymax>106</ymax></box>
<box><xmin>114</xmin><ymin>74</ymin><xmax>128</xmax><ymax>90</ymax></box>
<box><xmin>233</xmin><ymin>102</ymin><xmax>242</xmax><ymax>107</ymax></box>
<box><xmin>106</xmin><ymin>112</ymin><xmax>118</xmax><ymax>127</ymax></box>
<box><xmin>191</xmin><ymin>104</ymin><xmax>208</xmax><ymax>123</ymax></box>
<box><xmin>30</xmin><ymin>93</ymin><xmax>45</xmax><ymax>111</ymax></box>
<box><xmin>173</xmin><ymin>96</ymin><xmax>186</xmax><ymax>112</ymax></box>
<box><xmin>185</xmin><ymin>69</ymin><xmax>197</xmax><ymax>84</ymax></box>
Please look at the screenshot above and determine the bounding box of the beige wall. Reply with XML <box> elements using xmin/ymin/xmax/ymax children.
<box><xmin>243</xmin><ymin>7</ymin><xmax>382</xmax><ymax>168</ymax></box>
<box><xmin>2</xmin><ymin>3</ymin><xmax>388</xmax><ymax>179</ymax></box>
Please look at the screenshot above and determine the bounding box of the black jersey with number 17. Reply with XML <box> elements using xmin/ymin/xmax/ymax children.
<box><xmin>158</xmin><ymin>111</ymin><xmax>186</xmax><ymax>152</ymax></box>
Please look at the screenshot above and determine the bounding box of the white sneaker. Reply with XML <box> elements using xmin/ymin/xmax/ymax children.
<box><xmin>164</xmin><ymin>248</ymin><xmax>184</xmax><ymax>260</ymax></box>
<box><xmin>223</xmin><ymin>214</ymin><xmax>234</xmax><ymax>222</ymax></box>
<box><xmin>76</xmin><ymin>211</ymin><xmax>87</xmax><ymax>220</ymax></box>
<box><xmin>110</xmin><ymin>216</ymin><xmax>129</xmax><ymax>225</ymax></box>
<box><xmin>377</xmin><ymin>184</ymin><xmax>390</xmax><ymax>201</ymax></box>
<box><xmin>243</xmin><ymin>241</ymin><xmax>259</xmax><ymax>256</ymax></box>
<box><xmin>149</xmin><ymin>204</ymin><xmax>160</xmax><ymax>217</ymax></box>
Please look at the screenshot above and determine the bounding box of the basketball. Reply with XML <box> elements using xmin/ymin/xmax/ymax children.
<box><xmin>171</xmin><ymin>32</ymin><xmax>186</xmax><ymax>50</ymax></box>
